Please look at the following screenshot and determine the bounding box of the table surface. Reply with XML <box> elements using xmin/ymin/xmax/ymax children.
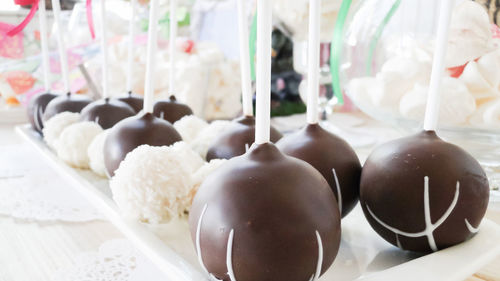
<box><xmin>0</xmin><ymin>119</ymin><xmax>499</xmax><ymax>281</ymax></box>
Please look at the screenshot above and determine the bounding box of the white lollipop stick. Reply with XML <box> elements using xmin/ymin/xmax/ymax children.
<box><xmin>51</xmin><ymin>0</ymin><xmax>70</xmax><ymax>94</ymax></box>
<box><xmin>237</xmin><ymin>0</ymin><xmax>253</xmax><ymax>117</ymax></box>
<box><xmin>423</xmin><ymin>0</ymin><xmax>454</xmax><ymax>131</ymax></box>
<box><xmin>126</xmin><ymin>0</ymin><xmax>137</xmax><ymax>94</ymax></box>
<box><xmin>169</xmin><ymin>0</ymin><xmax>177</xmax><ymax>95</ymax></box>
<box><xmin>307</xmin><ymin>0</ymin><xmax>321</xmax><ymax>124</ymax></box>
<box><xmin>254</xmin><ymin>0</ymin><xmax>272</xmax><ymax>144</ymax></box>
<box><xmin>39</xmin><ymin>0</ymin><xmax>50</xmax><ymax>91</ymax></box>
<box><xmin>144</xmin><ymin>0</ymin><xmax>160</xmax><ymax>113</ymax></box>
<box><xmin>100</xmin><ymin>0</ymin><xmax>109</xmax><ymax>98</ymax></box>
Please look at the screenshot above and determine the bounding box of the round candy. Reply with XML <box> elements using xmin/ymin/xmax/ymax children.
<box><xmin>80</xmin><ymin>98</ymin><xmax>136</xmax><ymax>129</ymax></box>
<box><xmin>27</xmin><ymin>92</ymin><xmax>57</xmax><ymax>133</ymax></box>
<box><xmin>206</xmin><ymin>115</ymin><xmax>283</xmax><ymax>161</ymax></box>
<box><xmin>189</xmin><ymin>143</ymin><xmax>341</xmax><ymax>281</ymax></box>
<box><xmin>43</xmin><ymin>93</ymin><xmax>92</xmax><ymax>122</ymax></box>
<box><xmin>103</xmin><ymin>112</ymin><xmax>182</xmax><ymax>177</ymax></box>
<box><xmin>153</xmin><ymin>95</ymin><xmax>193</xmax><ymax>124</ymax></box>
<box><xmin>277</xmin><ymin>124</ymin><xmax>361</xmax><ymax>217</ymax></box>
<box><xmin>117</xmin><ymin>91</ymin><xmax>144</xmax><ymax>113</ymax></box>
<box><xmin>360</xmin><ymin>131</ymin><xmax>490</xmax><ymax>252</ymax></box>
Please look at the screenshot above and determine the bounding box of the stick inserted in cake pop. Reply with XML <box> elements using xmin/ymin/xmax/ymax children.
<box><xmin>43</xmin><ymin>0</ymin><xmax>92</xmax><ymax>121</ymax></box>
<box><xmin>307</xmin><ymin>0</ymin><xmax>320</xmax><ymax>125</ymax></box>
<box><xmin>423</xmin><ymin>0</ymin><xmax>453</xmax><ymax>131</ymax></box>
<box><xmin>27</xmin><ymin>0</ymin><xmax>58</xmax><ymax>133</ymax></box>
<box><xmin>99</xmin><ymin>0</ymin><xmax>109</xmax><ymax>99</ymax></box>
<box><xmin>144</xmin><ymin>0</ymin><xmax>160</xmax><ymax>113</ymax></box>
<box><xmin>205</xmin><ymin>0</ymin><xmax>282</xmax><ymax>161</ymax></box>
<box><xmin>51</xmin><ymin>0</ymin><xmax>70</xmax><ymax>94</ymax></box>
<box><xmin>255</xmin><ymin>0</ymin><xmax>272</xmax><ymax>144</ymax></box>
<box><xmin>126</xmin><ymin>0</ymin><xmax>136</xmax><ymax>94</ymax></box>
<box><xmin>237</xmin><ymin>0</ymin><xmax>253</xmax><ymax>117</ymax></box>
<box><xmin>169</xmin><ymin>0</ymin><xmax>177</xmax><ymax>95</ymax></box>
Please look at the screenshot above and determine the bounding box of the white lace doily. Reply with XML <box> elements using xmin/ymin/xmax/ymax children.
<box><xmin>0</xmin><ymin>145</ymin><xmax>104</xmax><ymax>222</ymax></box>
<box><xmin>52</xmin><ymin>239</ymin><xmax>166</xmax><ymax>281</ymax></box>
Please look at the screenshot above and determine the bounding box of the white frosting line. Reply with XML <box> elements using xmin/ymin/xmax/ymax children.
<box><xmin>332</xmin><ymin>168</ymin><xmax>342</xmax><ymax>214</ymax></box>
<box><xmin>196</xmin><ymin>204</ymin><xmax>210</xmax><ymax>274</ymax></box>
<box><xmin>245</xmin><ymin>143</ymin><xmax>249</xmax><ymax>152</ymax></box>
<box><xmin>226</xmin><ymin>229</ymin><xmax>237</xmax><ymax>281</ymax></box>
<box><xmin>465</xmin><ymin>219</ymin><xmax>479</xmax><ymax>233</ymax></box>
<box><xmin>396</xmin><ymin>234</ymin><xmax>403</xmax><ymax>250</ymax></box>
<box><xmin>160</xmin><ymin>111</ymin><xmax>165</xmax><ymax>120</ymax></box>
<box><xmin>366</xmin><ymin>177</ymin><xmax>460</xmax><ymax>252</ymax></box>
<box><xmin>312</xmin><ymin>231</ymin><xmax>323</xmax><ymax>281</ymax></box>
<box><xmin>95</xmin><ymin>116</ymin><xmax>100</xmax><ymax>124</ymax></box>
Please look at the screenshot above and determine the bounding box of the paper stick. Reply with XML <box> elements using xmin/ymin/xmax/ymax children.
<box><xmin>126</xmin><ymin>0</ymin><xmax>137</xmax><ymax>93</ymax></box>
<box><xmin>237</xmin><ymin>0</ymin><xmax>253</xmax><ymax>117</ymax></box>
<box><xmin>51</xmin><ymin>0</ymin><xmax>70</xmax><ymax>94</ymax></box>
<box><xmin>169</xmin><ymin>0</ymin><xmax>177</xmax><ymax>95</ymax></box>
<box><xmin>143</xmin><ymin>0</ymin><xmax>160</xmax><ymax>113</ymax></box>
<box><xmin>307</xmin><ymin>0</ymin><xmax>321</xmax><ymax>124</ymax></box>
<box><xmin>99</xmin><ymin>0</ymin><xmax>109</xmax><ymax>98</ymax></box>
<box><xmin>38</xmin><ymin>0</ymin><xmax>50</xmax><ymax>91</ymax></box>
<box><xmin>254</xmin><ymin>0</ymin><xmax>272</xmax><ymax>144</ymax></box>
<box><xmin>423</xmin><ymin>0</ymin><xmax>453</xmax><ymax>131</ymax></box>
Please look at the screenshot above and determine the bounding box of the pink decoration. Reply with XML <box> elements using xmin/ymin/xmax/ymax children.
<box><xmin>0</xmin><ymin>23</ymin><xmax>24</xmax><ymax>59</ymax></box>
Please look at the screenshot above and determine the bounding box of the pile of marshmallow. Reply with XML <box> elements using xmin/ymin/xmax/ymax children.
<box><xmin>42</xmin><ymin>112</ymin><xmax>232</xmax><ymax>223</ymax></box>
<box><xmin>348</xmin><ymin>1</ymin><xmax>500</xmax><ymax>129</ymax></box>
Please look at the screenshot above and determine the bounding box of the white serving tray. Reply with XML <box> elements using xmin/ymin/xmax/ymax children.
<box><xmin>16</xmin><ymin>124</ymin><xmax>500</xmax><ymax>281</ymax></box>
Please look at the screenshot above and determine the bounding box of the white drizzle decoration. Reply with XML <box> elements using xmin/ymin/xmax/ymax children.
<box><xmin>226</xmin><ymin>229</ymin><xmax>237</xmax><ymax>281</ymax></box>
<box><xmin>465</xmin><ymin>219</ymin><xmax>479</xmax><ymax>233</ymax></box>
<box><xmin>245</xmin><ymin>143</ymin><xmax>250</xmax><ymax>152</ymax></box>
<box><xmin>396</xmin><ymin>234</ymin><xmax>403</xmax><ymax>250</ymax></box>
<box><xmin>366</xmin><ymin>177</ymin><xmax>460</xmax><ymax>252</ymax></box>
<box><xmin>332</xmin><ymin>168</ymin><xmax>342</xmax><ymax>214</ymax></box>
<box><xmin>195</xmin><ymin>204</ymin><xmax>324</xmax><ymax>281</ymax></box>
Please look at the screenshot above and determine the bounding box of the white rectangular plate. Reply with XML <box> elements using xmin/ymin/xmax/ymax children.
<box><xmin>16</xmin><ymin>125</ymin><xmax>500</xmax><ymax>281</ymax></box>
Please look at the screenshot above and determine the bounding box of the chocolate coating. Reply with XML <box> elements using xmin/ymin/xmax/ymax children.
<box><xmin>206</xmin><ymin>115</ymin><xmax>283</xmax><ymax>161</ymax></box>
<box><xmin>80</xmin><ymin>98</ymin><xmax>136</xmax><ymax>129</ymax></box>
<box><xmin>117</xmin><ymin>91</ymin><xmax>144</xmax><ymax>113</ymax></box>
<box><xmin>153</xmin><ymin>95</ymin><xmax>193</xmax><ymax>124</ymax></box>
<box><xmin>360</xmin><ymin>131</ymin><xmax>489</xmax><ymax>252</ymax></box>
<box><xmin>277</xmin><ymin>124</ymin><xmax>361</xmax><ymax>217</ymax></box>
<box><xmin>43</xmin><ymin>93</ymin><xmax>92</xmax><ymax>121</ymax></box>
<box><xmin>103</xmin><ymin>112</ymin><xmax>182</xmax><ymax>177</ymax></box>
<box><xmin>189</xmin><ymin>143</ymin><xmax>341</xmax><ymax>281</ymax></box>
<box><xmin>27</xmin><ymin>92</ymin><xmax>58</xmax><ymax>133</ymax></box>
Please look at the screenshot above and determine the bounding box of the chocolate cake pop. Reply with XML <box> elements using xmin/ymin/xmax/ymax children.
<box><xmin>103</xmin><ymin>0</ymin><xmax>182</xmax><ymax>177</ymax></box>
<box><xmin>153</xmin><ymin>95</ymin><xmax>193</xmax><ymax>124</ymax></box>
<box><xmin>28</xmin><ymin>92</ymin><xmax>57</xmax><ymax>133</ymax></box>
<box><xmin>117</xmin><ymin>92</ymin><xmax>143</xmax><ymax>113</ymax></box>
<box><xmin>189</xmin><ymin>143</ymin><xmax>341</xmax><ymax>281</ymax></box>
<box><xmin>43</xmin><ymin>93</ymin><xmax>92</xmax><ymax>122</ymax></box>
<box><xmin>277</xmin><ymin>124</ymin><xmax>361</xmax><ymax>217</ymax></box>
<box><xmin>80</xmin><ymin>98</ymin><xmax>135</xmax><ymax>129</ymax></box>
<box><xmin>360</xmin><ymin>0</ymin><xmax>489</xmax><ymax>253</ymax></box>
<box><xmin>360</xmin><ymin>131</ymin><xmax>489</xmax><ymax>252</ymax></box>
<box><xmin>277</xmin><ymin>0</ymin><xmax>360</xmax><ymax>217</ymax></box>
<box><xmin>103</xmin><ymin>112</ymin><xmax>182</xmax><ymax>176</ymax></box>
<box><xmin>206</xmin><ymin>115</ymin><xmax>282</xmax><ymax>161</ymax></box>
<box><xmin>189</xmin><ymin>2</ymin><xmax>341</xmax><ymax>280</ymax></box>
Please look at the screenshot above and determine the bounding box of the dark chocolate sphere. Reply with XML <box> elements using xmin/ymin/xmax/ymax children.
<box><xmin>360</xmin><ymin>131</ymin><xmax>489</xmax><ymax>253</ymax></box>
<box><xmin>43</xmin><ymin>93</ymin><xmax>92</xmax><ymax>121</ymax></box>
<box><xmin>117</xmin><ymin>91</ymin><xmax>143</xmax><ymax>113</ymax></box>
<box><xmin>206</xmin><ymin>115</ymin><xmax>283</xmax><ymax>161</ymax></box>
<box><xmin>153</xmin><ymin>95</ymin><xmax>193</xmax><ymax>124</ymax></box>
<box><xmin>189</xmin><ymin>143</ymin><xmax>341</xmax><ymax>281</ymax></box>
<box><xmin>103</xmin><ymin>112</ymin><xmax>182</xmax><ymax>177</ymax></box>
<box><xmin>27</xmin><ymin>92</ymin><xmax>58</xmax><ymax>133</ymax></box>
<box><xmin>277</xmin><ymin>124</ymin><xmax>361</xmax><ymax>218</ymax></box>
<box><xmin>80</xmin><ymin>98</ymin><xmax>136</xmax><ymax>129</ymax></box>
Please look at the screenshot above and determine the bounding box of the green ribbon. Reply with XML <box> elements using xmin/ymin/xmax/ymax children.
<box><xmin>249</xmin><ymin>12</ymin><xmax>258</xmax><ymax>81</ymax></box>
<box><xmin>330</xmin><ymin>0</ymin><xmax>352</xmax><ymax>105</ymax></box>
<box><xmin>366</xmin><ymin>0</ymin><xmax>401</xmax><ymax>75</ymax></box>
